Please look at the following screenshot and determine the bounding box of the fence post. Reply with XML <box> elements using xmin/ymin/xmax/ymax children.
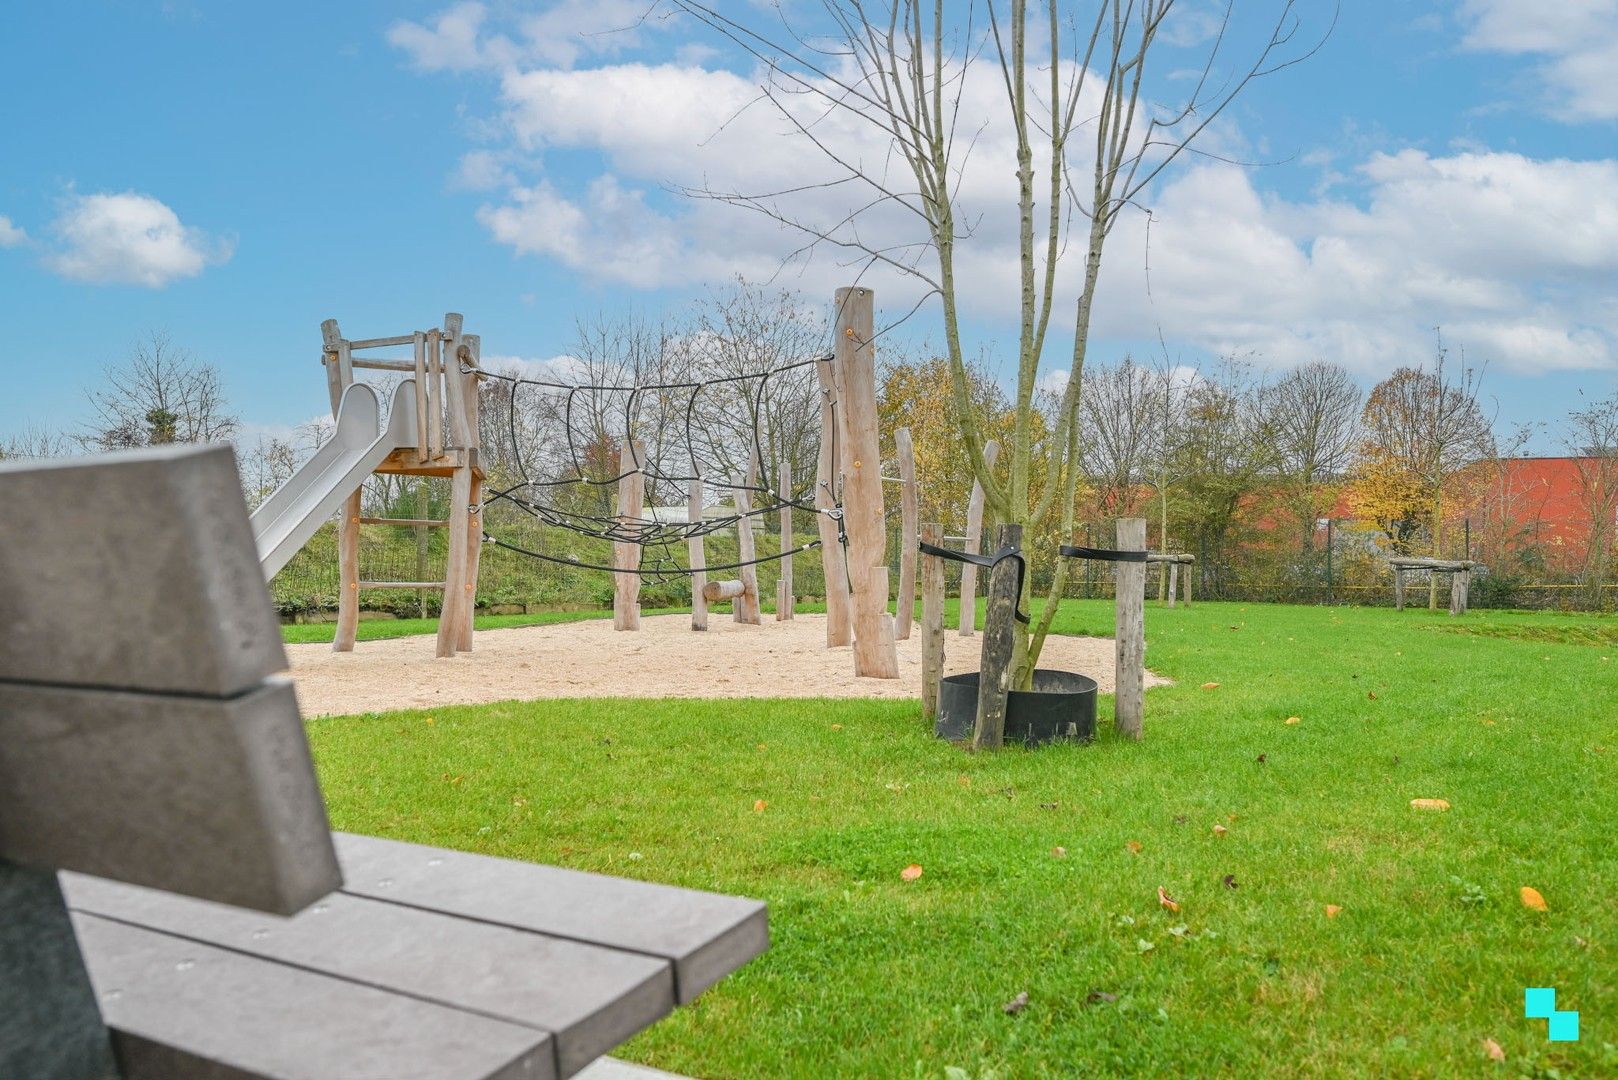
<box><xmin>973</xmin><ymin>524</ymin><xmax>1022</xmax><ymax>751</ymax></box>
<box><xmin>959</xmin><ymin>440</ymin><xmax>999</xmax><ymax>636</ymax></box>
<box><xmin>1114</xmin><ymin>518</ymin><xmax>1147</xmax><ymax>740</ymax></box>
<box><xmin>688</xmin><ymin>477</ymin><xmax>707</xmax><ymax>631</ymax></box>
<box><xmin>813</xmin><ymin>355</ymin><xmax>853</xmax><ymax>647</ymax></box>
<box><xmin>920</xmin><ymin>523</ymin><xmax>946</xmax><ymax>725</ymax></box>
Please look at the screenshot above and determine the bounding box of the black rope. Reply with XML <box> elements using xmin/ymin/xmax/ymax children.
<box><xmin>484</xmin><ymin>533</ymin><xmax>820</xmax><ymax>580</ymax></box>
<box><xmin>918</xmin><ymin>540</ymin><xmax>1031</xmax><ymax>624</ymax></box>
<box><xmin>1058</xmin><ymin>545</ymin><xmax>1149</xmax><ymax>563</ymax></box>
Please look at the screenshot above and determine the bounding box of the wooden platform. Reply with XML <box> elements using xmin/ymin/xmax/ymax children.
<box><xmin>67</xmin><ymin>833</ymin><xmax>767</xmax><ymax>1080</ymax></box>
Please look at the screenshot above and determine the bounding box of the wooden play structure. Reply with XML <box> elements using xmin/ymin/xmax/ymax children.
<box><xmin>608</xmin><ymin>285</ymin><xmax>905</xmax><ymax>680</ymax></box>
<box><xmin>1149</xmin><ymin>550</ymin><xmax>1195</xmax><ymax>607</ymax></box>
<box><xmin>0</xmin><ymin>444</ymin><xmax>765</xmax><ymax>1078</ymax></box>
<box><xmin>1389</xmin><ymin>556</ymin><xmax>1480</xmax><ymax>614</ymax></box>
<box><xmin>249</xmin><ymin>312</ymin><xmax>486</xmax><ymax>659</ymax></box>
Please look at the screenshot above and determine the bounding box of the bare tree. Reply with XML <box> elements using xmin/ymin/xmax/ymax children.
<box><xmin>1567</xmin><ymin>389</ymin><xmax>1618</xmax><ymax>604</ymax></box>
<box><xmin>1080</xmin><ymin>355</ymin><xmax>1160</xmax><ymax>518</ymax></box>
<box><xmin>670</xmin><ymin>0</ymin><xmax>1333</xmax><ymax>686</ymax></box>
<box><xmin>0</xmin><ymin>424</ymin><xmax>71</xmax><ymax>461</ymax></box>
<box><xmin>1265</xmin><ymin>360</ymin><xmax>1361</xmax><ymax>548</ymax></box>
<box><xmin>83</xmin><ymin>331</ymin><xmax>239</xmax><ymax>450</ymax></box>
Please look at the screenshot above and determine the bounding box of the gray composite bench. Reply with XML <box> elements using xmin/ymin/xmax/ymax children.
<box><xmin>0</xmin><ymin>444</ymin><xmax>767</xmax><ymax>1080</ymax></box>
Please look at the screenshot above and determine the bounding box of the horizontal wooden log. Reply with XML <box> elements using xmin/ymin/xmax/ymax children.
<box><xmin>1144</xmin><ymin>552</ymin><xmax>1196</xmax><ymax>564</ymax></box>
<box><xmin>0</xmin><ymin>444</ymin><xmax>286</xmax><ymax>696</ymax></box>
<box><xmin>702</xmin><ymin>579</ymin><xmax>747</xmax><ymax>603</ymax></box>
<box><xmin>1388</xmin><ymin>558</ymin><xmax>1479</xmax><ymax>571</ymax></box>
<box><xmin>65</xmin><ymin>874</ymin><xmax>673</xmax><ymax>1078</ymax></box>
<box><xmin>0</xmin><ymin>677</ymin><xmax>338</xmax><ymax>915</ymax></box>
<box><xmin>72</xmin><ymin>913</ymin><xmax>553</xmax><ymax>1080</ymax></box>
<box><xmin>334</xmin><ymin>833</ymin><xmax>768</xmax><ymax>1004</ymax></box>
<box><xmin>347</xmin><ymin>334</ymin><xmax>419</xmax><ymax>350</ymax></box>
<box><xmin>358</xmin><ymin>517</ymin><xmax>448</xmax><ymax>528</ymax></box>
<box><xmin>358</xmin><ymin>580</ymin><xmax>446</xmax><ymax>590</ymax></box>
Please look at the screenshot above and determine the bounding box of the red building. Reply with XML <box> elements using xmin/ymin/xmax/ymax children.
<box><xmin>1451</xmin><ymin>456</ymin><xmax>1617</xmax><ymax>572</ymax></box>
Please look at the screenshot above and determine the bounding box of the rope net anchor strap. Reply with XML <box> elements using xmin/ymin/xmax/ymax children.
<box><xmin>917</xmin><ymin>540</ymin><xmax>1031</xmax><ymax>625</ymax></box>
<box><xmin>1057</xmin><ymin>545</ymin><xmax>1149</xmax><ymax>563</ymax></box>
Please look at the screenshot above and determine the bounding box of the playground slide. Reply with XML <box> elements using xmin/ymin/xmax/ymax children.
<box><xmin>251</xmin><ymin>381</ymin><xmax>418</xmax><ymax>581</ymax></box>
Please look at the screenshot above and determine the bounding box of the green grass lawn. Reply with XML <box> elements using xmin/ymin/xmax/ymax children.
<box><xmin>306</xmin><ymin>600</ymin><xmax>1618</xmax><ymax>1078</ymax></box>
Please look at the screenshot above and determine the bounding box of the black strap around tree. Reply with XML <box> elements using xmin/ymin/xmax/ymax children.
<box><xmin>1058</xmin><ymin>544</ymin><xmax>1149</xmax><ymax>563</ymax></box>
<box><xmin>917</xmin><ymin>541</ymin><xmax>1031</xmax><ymax>624</ymax></box>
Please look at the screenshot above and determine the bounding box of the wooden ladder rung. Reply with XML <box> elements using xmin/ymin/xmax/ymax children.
<box><xmin>357</xmin><ymin>581</ymin><xmax>446</xmax><ymax>590</ymax></box>
<box><xmin>358</xmin><ymin>517</ymin><xmax>449</xmax><ymax>528</ymax></box>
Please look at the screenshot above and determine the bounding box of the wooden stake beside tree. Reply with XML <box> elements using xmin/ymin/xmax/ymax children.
<box><xmin>1114</xmin><ymin>518</ymin><xmax>1147</xmax><ymax>740</ymax></box>
<box><xmin>894</xmin><ymin>427</ymin><xmax>918</xmax><ymax>639</ymax></box>
<box><xmin>919</xmin><ymin>522</ymin><xmax>946</xmax><ymax>724</ymax></box>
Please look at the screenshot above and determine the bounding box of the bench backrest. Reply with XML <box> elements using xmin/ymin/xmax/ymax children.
<box><xmin>0</xmin><ymin>444</ymin><xmax>341</xmax><ymax>1076</ymax></box>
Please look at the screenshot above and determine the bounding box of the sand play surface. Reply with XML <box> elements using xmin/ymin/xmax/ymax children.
<box><xmin>287</xmin><ymin>613</ymin><xmax>1166</xmax><ymax>717</ymax></box>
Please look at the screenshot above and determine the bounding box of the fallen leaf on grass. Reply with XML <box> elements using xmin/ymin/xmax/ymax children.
<box><xmin>1137</xmin><ymin>938</ymin><xmax>1156</xmax><ymax>953</ymax></box>
<box><xmin>753</xmin><ymin>799</ymin><xmax>768</xmax><ymax>813</ymax></box>
<box><xmin>1256</xmin><ymin>754</ymin><xmax>1267</xmax><ymax>764</ymax></box>
<box><xmin>1285</xmin><ymin>716</ymin><xmax>1301</xmax><ymax>725</ymax></box>
<box><xmin>1519</xmin><ymin>886</ymin><xmax>1548</xmax><ymax>912</ymax></box>
<box><xmin>1410</xmin><ymin>798</ymin><xmax>1451</xmax><ymax>811</ymax></box>
<box><xmin>1223</xmin><ymin>874</ymin><xmax>1238</xmax><ymax>889</ymax></box>
<box><xmin>1051</xmin><ymin>846</ymin><xmax>1067</xmax><ymax>858</ymax></box>
<box><xmin>958</xmin><ymin>775</ymin><xmax>971</xmax><ymax>787</ymax></box>
<box><xmin>1200</xmin><ymin>682</ymin><xmax>1221</xmax><ymax>690</ymax></box>
<box><xmin>1483</xmin><ymin>1037</ymin><xmax>1505</xmax><ymax>1062</ymax></box>
<box><xmin>900</xmin><ymin>864</ymin><xmax>924</xmax><ymax>882</ymax></box>
<box><xmin>1573</xmin><ymin>935</ymin><xmax>1588</xmax><ymax>949</ymax></box>
<box><xmin>1002</xmin><ymin>991</ymin><xmax>1029</xmax><ymax>1015</ymax></box>
<box><xmin>1213</xmin><ymin>824</ymin><xmax>1228</xmax><ymax>836</ymax></box>
<box><xmin>1126</xmin><ymin>840</ymin><xmax>1143</xmax><ymax>854</ymax></box>
<box><xmin>1084</xmin><ymin>989</ymin><xmax>1118</xmax><ymax>1006</ymax></box>
<box><xmin>1325</xmin><ymin>904</ymin><xmax>1342</xmax><ymax>919</ymax></box>
<box><xmin>830</xmin><ymin>723</ymin><xmax>843</xmax><ymax>731</ymax></box>
<box><xmin>1368</xmin><ymin>691</ymin><xmax>1378</xmax><ymax>700</ymax></box>
<box><xmin>1158</xmin><ymin>886</ymin><xmax>1180</xmax><ymax>913</ymax></box>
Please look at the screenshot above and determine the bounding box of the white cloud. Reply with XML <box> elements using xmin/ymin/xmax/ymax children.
<box><xmin>388</xmin><ymin>0</ymin><xmax>661</xmax><ymax>73</ymax></box>
<box><xmin>47</xmin><ymin>192</ymin><xmax>230</xmax><ymax>287</ymax></box>
<box><xmin>0</xmin><ymin>215</ymin><xmax>25</xmax><ymax>247</ymax></box>
<box><xmin>394</xmin><ymin>5</ymin><xmax>1618</xmax><ymax>381</ymax></box>
<box><xmin>1459</xmin><ymin>0</ymin><xmax>1618</xmax><ymax>121</ymax></box>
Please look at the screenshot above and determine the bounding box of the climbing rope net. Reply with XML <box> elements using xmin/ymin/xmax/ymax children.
<box><xmin>472</xmin><ymin>352</ymin><xmax>842</xmax><ymax>582</ymax></box>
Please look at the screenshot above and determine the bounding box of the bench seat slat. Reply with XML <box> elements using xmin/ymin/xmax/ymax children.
<box><xmin>334</xmin><ymin>833</ymin><xmax>768</xmax><ymax>1003</ymax></box>
<box><xmin>65</xmin><ymin>874</ymin><xmax>673</xmax><ymax>1078</ymax></box>
<box><xmin>71</xmin><ymin>913</ymin><xmax>553</xmax><ymax>1080</ymax></box>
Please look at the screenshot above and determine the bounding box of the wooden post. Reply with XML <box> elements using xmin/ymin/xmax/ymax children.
<box><xmin>321</xmin><ymin>319</ymin><xmax>343</xmax><ymax>414</ymax></box>
<box><xmin>458</xmin><ymin>471</ymin><xmax>482</xmax><ymax>652</ymax></box>
<box><xmin>1114</xmin><ymin>518</ymin><xmax>1147</xmax><ymax>740</ymax></box>
<box><xmin>435</xmin><ymin>465</ymin><xmax>473</xmax><ymax>658</ymax></box>
<box><xmin>614</xmin><ymin>440</ymin><xmax>645</xmax><ymax>631</ymax></box>
<box><xmin>414</xmin><ymin>478</ymin><xmax>430</xmax><ymax>619</ymax></box>
<box><xmin>733</xmin><ymin>453</ymin><xmax>762</xmax><ymax>624</ymax></box>
<box><xmin>412</xmin><ymin>331</ymin><xmax>429</xmax><ymax>464</ymax></box>
<box><xmin>834</xmin><ymin>286</ymin><xmax>899</xmax><ymax>678</ymax></box>
<box><xmin>777</xmin><ymin>457</ymin><xmax>794</xmax><ymax>620</ymax></box>
<box><xmin>894</xmin><ymin>427</ymin><xmax>918</xmax><ymax>640</ymax></box>
<box><xmin>1167</xmin><ymin>561</ymin><xmax>1179</xmax><ymax>608</ymax></box>
<box><xmin>425</xmin><ymin>332</ymin><xmax>444</xmax><ymax>461</ymax></box>
<box><xmin>1449</xmin><ymin>569</ymin><xmax>1470</xmax><ymax>616</ymax></box>
<box><xmin>1394</xmin><ymin>567</ymin><xmax>1406</xmax><ymax>611</ymax></box>
<box><xmin>1183</xmin><ymin>559</ymin><xmax>1193</xmax><ymax>607</ymax></box>
<box><xmin>320</xmin><ymin>322</ymin><xmax>362</xmax><ymax>654</ymax></box>
<box><xmin>959</xmin><ymin>440</ymin><xmax>1000</xmax><ymax>637</ymax></box>
<box><xmin>814</xmin><ymin>355</ymin><xmax>853</xmax><ymax>647</ymax></box>
<box><xmin>703</xmin><ymin>579</ymin><xmax>748</xmax><ymax>602</ymax></box>
<box><xmin>688</xmin><ymin>477</ymin><xmax>708</xmax><ymax>631</ymax></box>
<box><xmin>920</xmin><ymin>522</ymin><xmax>945</xmax><ymax>725</ymax></box>
<box><xmin>457</xmin><ymin>334</ymin><xmax>483</xmax><ymax>654</ymax></box>
<box><xmin>441</xmin><ymin>313</ymin><xmax>469</xmax><ymax>449</ymax></box>
<box><xmin>972</xmin><ymin>524</ymin><xmax>1022</xmax><ymax>751</ymax></box>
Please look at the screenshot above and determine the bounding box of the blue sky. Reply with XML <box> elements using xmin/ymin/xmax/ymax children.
<box><xmin>2</xmin><ymin>1</ymin><xmax>1615</xmax><ymax>450</ymax></box>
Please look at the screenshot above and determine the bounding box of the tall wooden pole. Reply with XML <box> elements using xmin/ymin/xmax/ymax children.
<box><xmin>920</xmin><ymin>522</ymin><xmax>946</xmax><ymax>725</ymax></box>
<box><xmin>959</xmin><ymin>440</ymin><xmax>1000</xmax><ymax>637</ymax></box>
<box><xmin>456</xmin><ymin>333</ymin><xmax>483</xmax><ymax>653</ymax></box>
<box><xmin>436</xmin><ymin>465</ymin><xmax>472</xmax><ymax>658</ymax></box>
<box><xmin>835</xmin><ymin>286</ymin><xmax>898</xmax><ymax>679</ymax></box>
<box><xmin>777</xmin><ymin>457</ymin><xmax>794</xmax><ymax>620</ymax></box>
<box><xmin>973</xmin><ymin>524</ymin><xmax>1022</xmax><ymax>751</ymax></box>
<box><xmin>1114</xmin><ymin>518</ymin><xmax>1147</xmax><ymax>740</ymax></box>
<box><xmin>688</xmin><ymin>477</ymin><xmax>708</xmax><ymax>631</ymax></box>
<box><xmin>814</xmin><ymin>356</ymin><xmax>853</xmax><ymax>646</ymax></box>
<box><xmin>613</xmin><ymin>440</ymin><xmax>645</xmax><ymax>631</ymax></box>
<box><xmin>894</xmin><ymin>427</ymin><xmax>918</xmax><ymax>640</ymax></box>
<box><xmin>322</xmin><ymin>320</ymin><xmax>362</xmax><ymax>655</ymax></box>
<box><xmin>734</xmin><ymin>452</ymin><xmax>762</xmax><ymax>624</ymax></box>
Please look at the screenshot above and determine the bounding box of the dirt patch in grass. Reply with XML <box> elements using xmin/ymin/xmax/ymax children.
<box><xmin>1423</xmin><ymin>621</ymin><xmax>1618</xmax><ymax>647</ymax></box>
<box><xmin>286</xmin><ymin>612</ymin><xmax>1164</xmax><ymax>716</ymax></box>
